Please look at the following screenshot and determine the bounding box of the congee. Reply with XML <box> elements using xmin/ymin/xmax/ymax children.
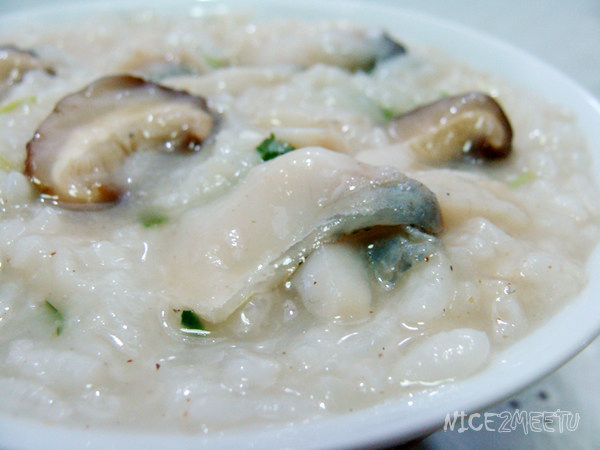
<box><xmin>0</xmin><ymin>9</ymin><xmax>597</xmax><ymax>431</ymax></box>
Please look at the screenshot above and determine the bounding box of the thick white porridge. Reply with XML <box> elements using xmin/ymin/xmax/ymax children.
<box><xmin>0</xmin><ymin>10</ymin><xmax>598</xmax><ymax>432</ymax></box>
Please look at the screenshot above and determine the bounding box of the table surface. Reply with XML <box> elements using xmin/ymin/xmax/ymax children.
<box><xmin>0</xmin><ymin>1</ymin><xmax>598</xmax><ymax>448</ymax></box>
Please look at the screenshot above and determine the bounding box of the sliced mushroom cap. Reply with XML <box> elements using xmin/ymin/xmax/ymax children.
<box><xmin>236</xmin><ymin>23</ymin><xmax>405</xmax><ymax>72</ymax></box>
<box><xmin>165</xmin><ymin>147</ymin><xmax>441</xmax><ymax>323</ymax></box>
<box><xmin>25</xmin><ymin>75</ymin><xmax>215</xmax><ymax>205</ymax></box>
<box><xmin>117</xmin><ymin>49</ymin><xmax>188</xmax><ymax>79</ymax></box>
<box><xmin>375</xmin><ymin>32</ymin><xmax>407</xmax><ymax>65</ymax></box>
<box><xmin>356</xmin><ymin>31</ymin><xmax>406</xmax><ymax>72</ymax></box>
<box><xmin>388</xmin><ymin>92</ymin><xmax>513</xmax><ymax>164</ymax></box>
<box><xmin>0</xmin><ymin>46</ymin><xmax>54</xmax><ymax>95</ymax></box>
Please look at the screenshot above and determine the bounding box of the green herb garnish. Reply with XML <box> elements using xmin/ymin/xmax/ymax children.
<box><xmin>203</xmin><ymin>54</ymin><xmax>229</xmax><ymax>69</ymax></box>
<box><xmin>256</xmin><ymin>133</ymin><xmax>295</xmax><ymax>161</ymax></box>
<box><xmin>0</xmin><ymin>155</ymin><xmax>17</xmax><ymax>172</ymax></box>
<box><xmin>361</xmin><ymin>57</ymin><xmax>378</xmax><ymax>74</ymax></box>
<box><xmin>181</xmin><ymin>310</ymin><xmax>210</xmax><ymax>336</ymax></box>
<box><xmin>44</xmin><ymin>300</ymin><xmax>64</xmax><ymax>336</ymax></box>
<box><xmin>139</xmin><ymin>211</ymin><xmax>169</xmax><ymax>228</ymax></box>
<box><xmin>508</xmin><ymin>170</ymin><xmax>537</xmax><ymax>188</ymax></box>
<box><xmin>0</xmin><ymin>96</ymin><xmax>36</xmax><ymax>114</ymax></box>
<box><xmin>380</xmin><ymin>106</ymin><xmax>397</xmax><ymax>121</ymax></box>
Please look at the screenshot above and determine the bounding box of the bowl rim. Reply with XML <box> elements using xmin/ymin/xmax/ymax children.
<box><xmin>0</xmin><ymin>0</ymin><xmax>599</xmax><ymax>448</ymax></box>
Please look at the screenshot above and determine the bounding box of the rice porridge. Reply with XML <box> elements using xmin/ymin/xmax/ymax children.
<box><xmin>0</xmin><ymin>8</ymin><xmax>598</xmax><ymax>432</ymax></box>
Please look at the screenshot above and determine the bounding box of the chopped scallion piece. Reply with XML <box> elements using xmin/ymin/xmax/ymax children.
<box><xmin>0</xmin><ymin>96</ymin><xmax>36</xmax><ymax>114</ymax></box>
<box><xmin>361</xmin><ymin>57</ymin><xmax>378</xmax><ymax>74</ymax></box>
<box><xmin>256</xmin><ymin>133</ymin><xmax>295</xmax><ymax>161</ymax></box>
<box><xmin>508</xmin><ymin>171</ymin><xmax>537</xmax><ymax>188</ymax></box>
<box><xmin>44</xmin><ymin>300</ymin><xmax>64</xmax><ymax>336</ymax></box>
<box><xmin>0</xmin><ymin>155</ymin><xmax>16</xmax><ymax>172</ymax></box>
<box><xmin>181</xmin><ymin>310</ymin><xmax>210</xmax><ymax>336</ymax></box>
<box><xmin>380</xmin><ymin>106</ymin><xmax>397</xmax><ymax>120</ymax></box>
<box><xmin>203</xmin><ymin>55</ymin><xmax>228</xmax><ymax>69</ymax></box>
<box><xmin>139</xmin><ymin>211</ymin><xmax>168</xmax><ymax>228</ymax></box>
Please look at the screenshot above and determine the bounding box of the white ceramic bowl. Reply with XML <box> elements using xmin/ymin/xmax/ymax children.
<box><xmin>0</xmin><ymin>1</ymin><xmax>599</xmax><ymax>448</ymax></box>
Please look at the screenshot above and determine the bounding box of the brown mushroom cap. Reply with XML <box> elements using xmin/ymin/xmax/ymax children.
<box><xmin>25</xmin><ymin>75</ymin><xmax>215</xmax><ymax>206</ymax></box>
<box><xmin>388</xmin><ymin>92</ymin><xmax>513</xmax><ymax>164</ymax></box>
<box><xmin>0</xmin><ymin>46</ymin><xmax>54</xmax><ymax>96</ymax></box>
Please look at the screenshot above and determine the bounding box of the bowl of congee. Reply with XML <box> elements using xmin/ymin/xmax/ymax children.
<box><xmin>0</xmin><ymin>0</ymin><xmax>598</xmax><ymax>448</ymax></box>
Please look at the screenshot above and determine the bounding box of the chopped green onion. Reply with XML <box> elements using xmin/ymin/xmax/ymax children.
<box><xmin>180</xmin><ymin>310</ymin><xmax>210</xmax><ymax>336</ymax></box>
<box><xmin>379</xmin><ymin>106</ymin><xmax>397</xmax><ymax>120</ymax></box>
<box><xmin>0</xmin><ymin>96</ymin><xmax>36</xmax><ymax>114</ymax></box>
<box><xmin>361</xmin><ymin>57</ymin><xmax>378</xmax><ymax>73</ymax></box>
<box><xmin>256</xmin><ymin>133</ymin><xmax>295</xmax><ymax>161</ymax></box>
<box><xmin>508</xmin><ymin>171</ymin><xmax>537</xmax><ymax>188</ymax></box>
<box><xmin>203</xmin><ymin>54</ymin><xmax>228</xmax><ymax>69</ymax></box>
<box><xmin>139</xmin><ymin>211</ymin><xmax>168</xmax><ymax>228</ymax></box>
<box><xmin>0</xmin><ymin>155</ymin><xmax>17</xmax><ymax>172</ymax></box>
<box><xmin>44</xmin><ymin>300</ymin><xmax>64</xmax><ymax>336</ymax></box>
